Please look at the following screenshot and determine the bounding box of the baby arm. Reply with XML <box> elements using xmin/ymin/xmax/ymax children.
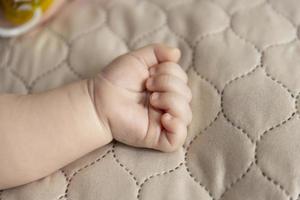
<box><xmin>0</xmin><ymin>43</ymin><xmax>192</xmax><ymax>190</ymax></box>
<box><xmin>0</xmin><ymin>80</ymin><xmax>112</xmax><ymax>189</ymax></box>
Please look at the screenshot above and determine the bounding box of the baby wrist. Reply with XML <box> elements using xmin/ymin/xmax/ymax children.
<box><xmin>87</xmin><ymin>78</ymin><xmax>113</xmax><ymax>144</ymax></box>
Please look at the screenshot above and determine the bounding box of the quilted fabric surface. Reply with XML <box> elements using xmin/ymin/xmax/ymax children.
<box><xmin>1</xmin><ymin>0</ymin><xmax>300</xmax><ymax>199</ymax></box>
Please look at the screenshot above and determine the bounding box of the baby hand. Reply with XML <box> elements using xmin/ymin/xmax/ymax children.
<box><xmin>91</xmin><ymin>44</ymin><xmax>192</xmax><ymax>152</ymax></box>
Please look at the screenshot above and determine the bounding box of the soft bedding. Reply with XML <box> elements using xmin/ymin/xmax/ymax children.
<box><xmin>1</xmin><ymin>0</ymin><xmax>300</xmax><ymax>199</ymax></box>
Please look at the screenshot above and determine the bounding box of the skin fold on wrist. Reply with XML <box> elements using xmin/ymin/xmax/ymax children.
<box><xmin>87</xmin><ymin>77</ymin><xmax>113</xmax><ymax>143</ymax></box>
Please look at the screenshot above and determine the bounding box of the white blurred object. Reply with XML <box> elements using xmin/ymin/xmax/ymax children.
<box><xmin>0</xmin><ymin>7</ymin><xmax>42</xmax><ymax>38</ymax></box>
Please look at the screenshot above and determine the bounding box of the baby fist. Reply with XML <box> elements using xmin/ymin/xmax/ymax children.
<box><xmin>92</xmin><ymin>44</ymin><xmax>192</xmax><ymax>152</ymax></box>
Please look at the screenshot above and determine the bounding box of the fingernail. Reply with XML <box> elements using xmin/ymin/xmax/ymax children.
<box><xmin>149</xmin><ymin>67</ymin><xmax>155</xmax><ymax>76</ymax></box>
<box><xmin>151</xmin><ymin>92</ymin><xmax>159</xmax><ymax>100</ymax></box>
<box><xmin>164</xmin><ymin>113</ymin><xmax>172</xmax><ymax>120</ymax></box>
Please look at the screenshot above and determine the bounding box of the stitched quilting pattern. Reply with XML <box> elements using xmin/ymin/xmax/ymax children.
<box><xmin>1</xmin><ymin>0</ymin><xmax>300</xmax><ymax>199</ymax></box>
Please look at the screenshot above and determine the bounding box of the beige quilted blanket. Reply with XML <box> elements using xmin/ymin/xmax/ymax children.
<box><xmin>1</xmin><ymin>0</ymin><xmax>300</xmax><ymax>199</ymax></box>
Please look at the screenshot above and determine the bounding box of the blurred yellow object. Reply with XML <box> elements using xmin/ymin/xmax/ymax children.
<box><xmin>0</xmin><ymin>0</ymin><xmax>53</xmax><ymax>25</ymax></box>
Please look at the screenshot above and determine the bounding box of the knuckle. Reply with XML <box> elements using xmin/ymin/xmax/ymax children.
<box><xmin>167</xmin><ymin>93</ymin><xmax>181</xmax><ymax>110</ymax></box>
<box><xmin>178</xmin><ymin>97</ymin><xmax>187</xmax><ymax>111</ymax></box>
<box><xmin>170</xmin><ymin>62</ymin><xmax>181</xmax><ymax>70</ymax></box>
<box><xmin>169</xmin><ymin>92</ymin><xmax>179</xmax><ymax>102</ymax></box>
<box><xmin>173</xmin><ymin>62</ymin><xmax>184</xmax><ymax>72</ymax></box>
<box><xmin>167</xmin><ymin>93</ymin><xmax>187</xmax><ymax>115</ymax></box>
<box><xmin>157</xmin><ymin>62</ymin><xmax>174</xmax><ymax>73</ymax></box>
<box><xmin>156</xmin><ymin>63</ymin><xmax>188</xmax><ymax>83</ymax></box>
<box><xmin>171</xmin><ymin>63</ymin><xmax>188</xmax><ymax>82</ymax></box>
<box><xmin>158</xmin><ymin>62</ymin><xmax>180</xmax><ymax>71</ymax></box>
<box><xmin>160</xmin><ymin>74</ymin><xmax>173</xmax><ymax>87</ymax></box>
<box><xmin>175</xmin><ymin>120</ymin><xmax>185</xmax><ymax>133</ymax></box>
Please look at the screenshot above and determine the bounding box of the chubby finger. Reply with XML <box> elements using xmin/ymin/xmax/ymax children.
<box><xmin>149</xmin><ymin>62</ymin><xmax>188</xmax><ymax>83</ymax></box>
<box><xmin>146</xmin><ymin>74</ymin><xmax>192</xmax><ymax>102</ymax></box>
<box><xmin>150</xmin><ymin>92</ymin><xmax>192</xmax><ymax>124</ymax></box>
<box><xmin>159</xmin><ymin>113</ymin><xmax>187</xmax><ymax>152</ymax></box>
<box><xmin>128</xmin><ymin>43</ymin><xmax>181</xmax><ymax>68</ymax></box>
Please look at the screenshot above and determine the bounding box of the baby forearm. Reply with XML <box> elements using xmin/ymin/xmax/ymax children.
<box><xmin>0</xmin><ymin>79</ymin><xmax>112</xmax><ymax>189</ymax></box>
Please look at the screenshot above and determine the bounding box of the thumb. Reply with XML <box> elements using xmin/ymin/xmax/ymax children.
<box><xmin>128</xmin><ymin>43</ymin><xmax>181</xmax><ymax>68</ymax></box>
